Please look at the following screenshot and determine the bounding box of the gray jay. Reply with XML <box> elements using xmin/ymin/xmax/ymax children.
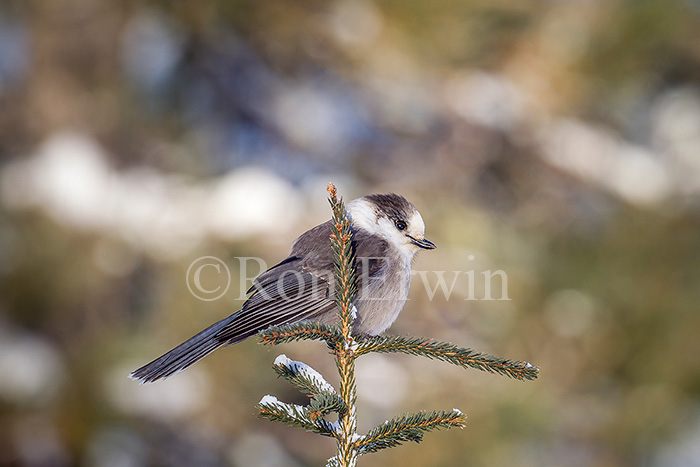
<box><xmin>130</xmin><ymin>193</ymin><xmax>435</xmax><ymax>383</ymax></box>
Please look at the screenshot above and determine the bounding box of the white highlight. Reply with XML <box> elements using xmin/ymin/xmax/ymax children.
<box><xmin>0</xmin><ymin>328</ymin><xmax>65</xmax><ymax>405</ymax></box>
<box><xmin>274</xmin><ymin>354</ymin><xmax>336</xmax><ymax>393</ymax></box>
<box><xmin>259</xmin><ymin>394</ymin><xmax>279</xmax><ymax>406</ymax></box>
<box><xmin>258</xmin><ymin>394</ymin><xmax>306</xmax><ymax>419</ymax></box>
<box><xmin>540</xmin><ymin>119</ymin><xmax>672</xmax><ymax>206</ymax></box>
<box><xmin>0</xmin><ymin>131</ymin><xmax>303</xmax><ymax>259</ymax></box>
<box><xmin>346</xmin><ymin>198</ymin><xmax>378</xmax><ymax>234</ymax></box>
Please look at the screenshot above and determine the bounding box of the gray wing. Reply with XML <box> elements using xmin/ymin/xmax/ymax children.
<box><xmin>214</xmin><ymin>257</ymin><xmax>336</xmax><ymax>344</ymax></box>
<box><xmin>213</xmin><ymin>221</ymin><xmax>336</xmax><ymax>343</ymax></box>
<box><xmin>214</xmin><ymin>220</ymin><xmax>389</xmax><ymax>343</ymax></box>
<box><xmin>130</xmin><ymin>220</ymin><xmax>388</xmax><ymax>383</ymax></box>
<box><xmin>130</xmin><ymin>244</ymin><xmax>336</xmax><ymax>383</ymax></box>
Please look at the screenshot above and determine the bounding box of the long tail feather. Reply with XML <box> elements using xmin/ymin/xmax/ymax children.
<box><xmin>130</xmin><ymin>315</ymin><xmax>236</xmax><ymax>384</ymax></box>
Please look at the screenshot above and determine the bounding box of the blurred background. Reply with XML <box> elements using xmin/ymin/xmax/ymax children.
<box><xmin>1</xmin><ymin>0</ymin><xmax>700</xmax><ymax>465</ymax></box>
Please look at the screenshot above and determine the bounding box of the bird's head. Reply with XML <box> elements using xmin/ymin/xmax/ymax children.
<box><xmin>347</xmin><ymin>193</ymin><xmax>436</xmax><ymax>259</ymax></box>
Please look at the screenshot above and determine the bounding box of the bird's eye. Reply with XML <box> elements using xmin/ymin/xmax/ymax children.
<box><xmin>395</xmin><ymin>220</ymin><xmax>407</xmax><ymax>231</ymax></box>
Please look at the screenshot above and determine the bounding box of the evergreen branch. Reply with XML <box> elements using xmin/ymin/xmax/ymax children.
<box><xmin>357</xmin><ymin>409</ymin><xmax>466</xmax><ymax>455</ymax></box>
<box><xmin>272</xmin><ymin>354</ymin><xmax>348</xmax><ymax>416</ymax></box>
<box><xmin>258</xmin><ymin>395</ymin><xmax>338</xmax><ymax>438</ymax></box>
<box><xmin>309</xmin><ymin>392</ymin><xmax>348</xmax><ymax>418</ymax></box>
<box><xmin>327</xmin><ymin>183</ymin><xmax>360</xmax><ymax>467</ymax></box>
<box><xmin>273</xmin><ymin>354</ymin><xmax>337</xmax><ymax>395</ymax></box>
<box><xmin>355</xmin><ymin>335</ymin><xmax>539</xmax><ymax>381</ymax></box>
<box><xmin>327</xmin><ymin>183</ymin><xmax>357</xmax><ymax>337</ymax></box>
<box><xmin>326</xmin><ymin>456</ymin><xmax>341</xmax><ymax>467</ymax></box>
<box><xmin>259</xmin><ymin>321</ymin><xmax>343</xmax><ymax>350</ymax></box>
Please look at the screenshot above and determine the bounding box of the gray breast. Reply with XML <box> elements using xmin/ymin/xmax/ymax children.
<box><xmin>352</xmin><ymin>246</ymin><xmax>412</xmax><ymax>336</ymax></box>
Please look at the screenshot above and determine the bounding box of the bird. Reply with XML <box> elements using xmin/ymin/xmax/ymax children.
<box><xmin>130</xmin><ymin>193</ymin><xmax>436</xmax><ymax>383</ymax></box>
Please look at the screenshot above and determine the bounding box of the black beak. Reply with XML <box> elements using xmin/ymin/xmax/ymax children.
<box><xmin>409</xmin><ymin>236</ymin><xmax>436</xmax><ymax>250</ymax></box>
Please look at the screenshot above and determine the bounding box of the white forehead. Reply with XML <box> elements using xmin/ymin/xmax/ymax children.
<box><xmin>346</xmin><ymin>197</ymin><xmax>425</xmax><ymax>236</ymax></box>
<box><xmin>410</xmin><ymin>210</ymin><xmax>426</xmax><ymax>235</ymax></box>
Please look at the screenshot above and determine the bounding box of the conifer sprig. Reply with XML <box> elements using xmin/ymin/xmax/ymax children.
<box><xmin>355</xmin><ymin>335</ymin><xmax>539</xmax><ymax>381</ymax></box>
<box><xmin>308</xmin><ymin>392</ymin><xmax>347</xmax><ymax>419</ymax></box>
<box><xmin>260</xmin><ymin>321</ymin><xmax>343</xmax><ymax>350</ymax></box>
<box><xmin>356</xmin><ymin>410</ymin><xmax>467</xmax><ymax>454</ymax></box>
<box><xmin>327</xmin><ymin>183</ymin><xmax>360</xmax><ymax>466</ymax></box>
<box><xmin>271</xmin><ymin>354</ymin><xmax>347</xmax><ymax>416</ymax></box>
<box><xmin>272</xmin><ymin>354</ymin><xmax>336</xmax><ymax>396</ymax></box>
<box><xmin>327</xmin><ymin>183</ymin><xmax>357</xmax><ymax>338</ymax></box>
<box><xmin>258</xmin><ymin>395</ymin><xmax>338</xmax><ymax>437</ymax></box>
